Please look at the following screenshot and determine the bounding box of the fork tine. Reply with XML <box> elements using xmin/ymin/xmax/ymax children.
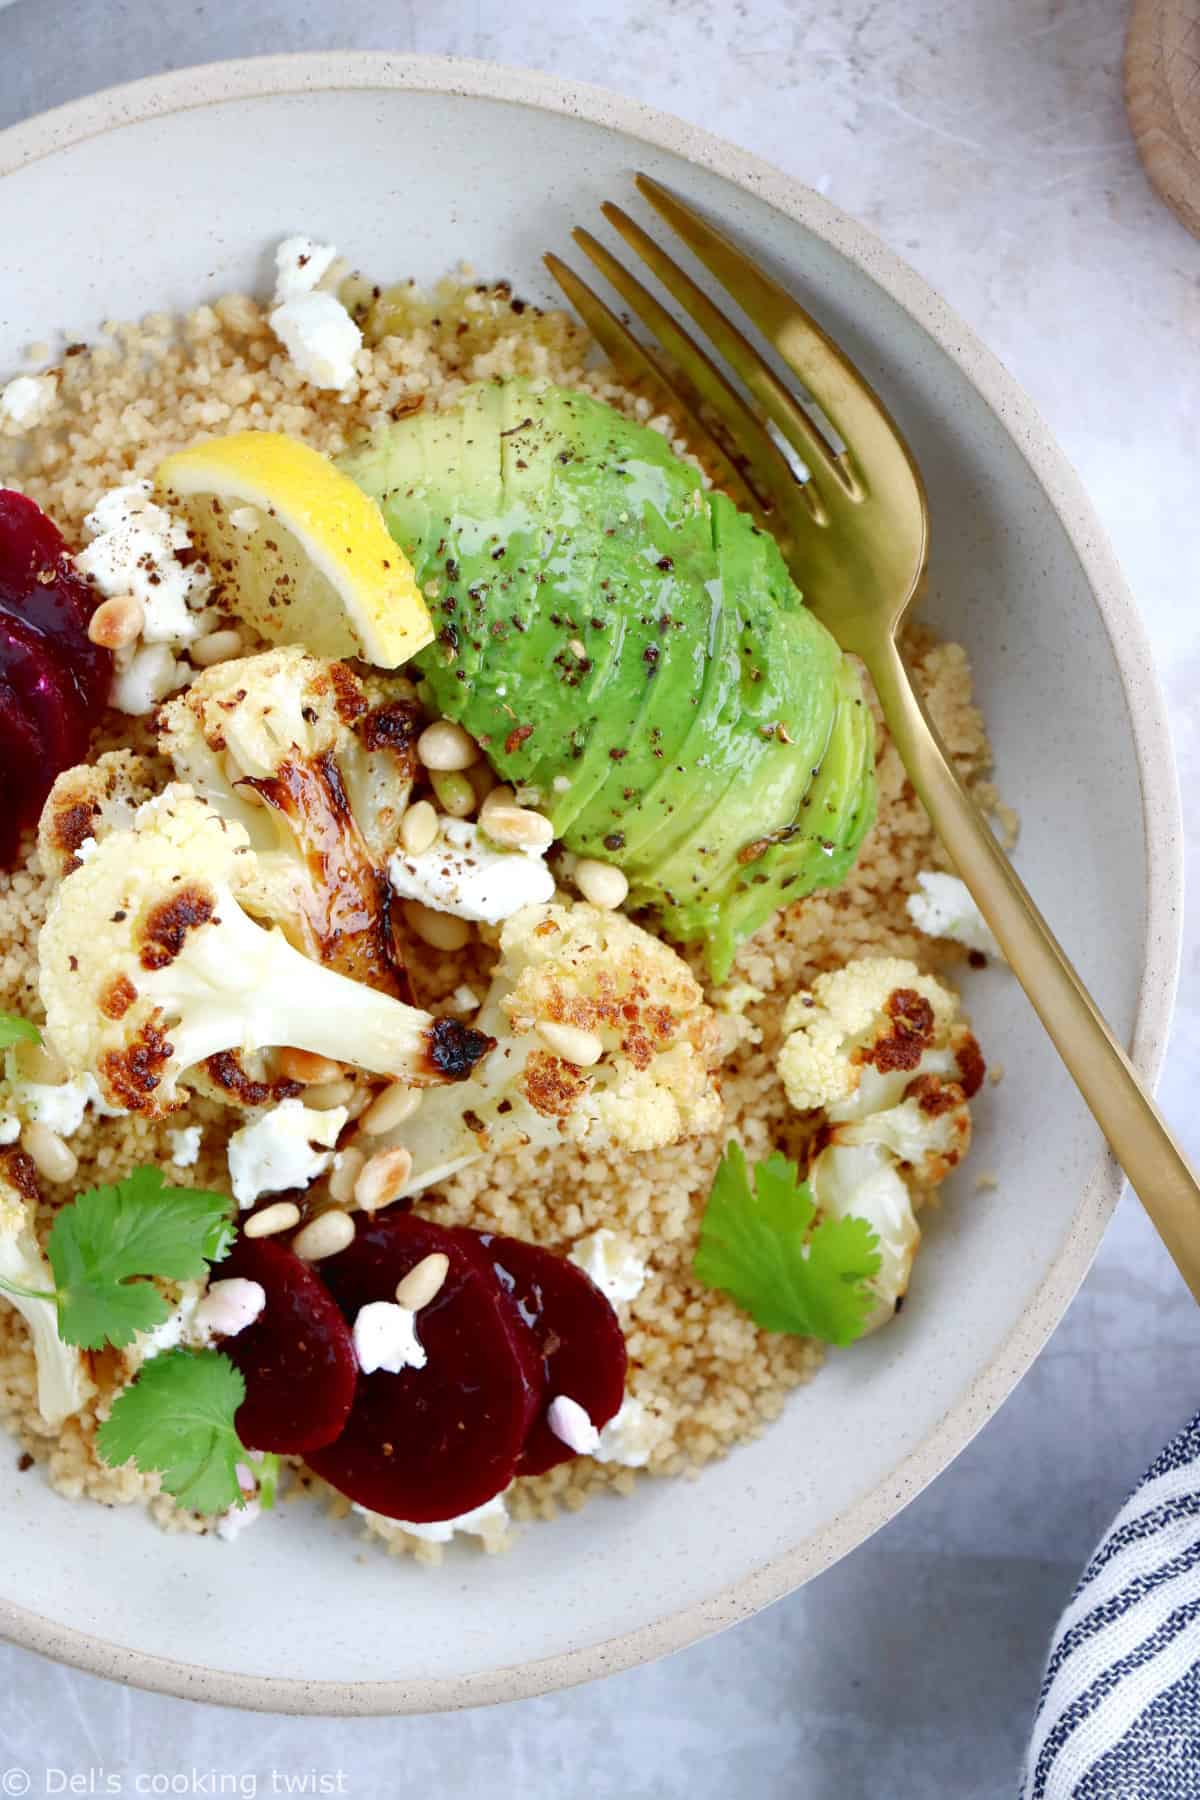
<box><xmin>599</xmin><ymin>200</ymin><xmax>854</xmax><ymax>500</ymax></box>
<box><xmin>635</xmin><ymin>173</ymin><xmax>919</xmax><ymax>503</ymax></box>
<box><xmin>570</xmin><ymin>227</ymin><xmax>824</xmax><ymax>528</ymax></box>
<box><xmin>543</xmin><ymin>253</ymin><xmax>770</xmax><ymax>522</ymax></box>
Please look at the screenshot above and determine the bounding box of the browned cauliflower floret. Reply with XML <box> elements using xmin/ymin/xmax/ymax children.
<box><xmin>37</xmin><ymin>750</ymin><xmax>157</xmax><ymax>881</ymax></box>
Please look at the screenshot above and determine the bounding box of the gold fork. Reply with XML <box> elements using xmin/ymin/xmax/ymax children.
<box><xmin>546</xmin><ymin>173</ymin><xmax>1200</xmax><ymax>1301</ymax></box>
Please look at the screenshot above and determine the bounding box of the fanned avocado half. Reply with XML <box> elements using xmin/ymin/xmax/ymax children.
<box><xmin>341</xmin><ymin>381</ymin><xmax>875</xmax><ymax>980</ymax></box>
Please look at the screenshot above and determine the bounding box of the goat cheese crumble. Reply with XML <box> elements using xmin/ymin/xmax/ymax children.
<box><xmin>193</xmin><ymin>1278</ymin><xmax>266</xmax><ymax>1341</ymax></box>
<box><xmin>0</xmin><ymin>373</ymin><xmax>57</xmax><ymax>430</ymax></box>
<box><xmin>168</xmin><ymin>1124</ymin><xmax>203</xmax><ymax>1168</ymax></box>
<box><xmin>354</xmin><ymin>1491</ymin><xmax>510</xmax><ymax>1546</ymax></box>
<box><xmin>547</xmin><ymin>1394</ymin><xmax>601</xmax><ymax>1456</ymax></box>
<box><xmin>352</xmin><ymin>1300</ymin><xmax>427</xmax><ymax>1375</ymax></box>
<box><xmin>568</xmin><ymin>1229</ymin><xmax>648</xmax><ymax>1305</ymax></box>
<box><xmin>76</xmin><ymin>481</ymin><xmax>210</xmax><ymax>645</ymax></box>
<box><xmin>226</xmin><ymin>1098</ymin><xmax>348</xmax><ymax>1209</ymax></box>
<box><xmin>592</xmin><ymin>1395</ymin><xmax>659</xmax><ymax>1468</ymax></box>
<box><xmin>269</xmin><ymin>236</ymin><xmax>361</xmax><ymax>392</ymax></box>
<box><xmin>906</xmin><ymin>871</ymin><xmax>1000</xmax><ymax>959</ymax></box>
<box><xmin>388</xmin><ymin>817</ymin><xmax>555</xmax><ymax>924</ymax></box>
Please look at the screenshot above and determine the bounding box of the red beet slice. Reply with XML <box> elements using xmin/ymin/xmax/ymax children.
<box><xmin>0</xmin><ymin>611</ymin><xmax>91</xmax><ymax>778</ymax></box>
<box><xmin>0</xmin><ymin>490</ymin><xmax>110</xmax><ymax>718</ymax></box>
<box><xmin>216</xmin><ymin>1233</ymin><xmax>358</xmax><ymax>1454</ymax></box>
<box><xmin>0</xmin><ymin>676</ymin><xmax>41</xmax><ymax>864</ymax></box>
<box><xmin>309</xmin><ymin>1212</ymin><xmax>545</xmax><ymax>1522</ymax></box>
<box><xmin>472</xmin><ymin>1234</ymin><xmax>628</xmax><ymax>1476</ymax></box>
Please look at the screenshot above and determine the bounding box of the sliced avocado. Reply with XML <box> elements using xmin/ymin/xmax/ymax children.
<box><xmin>341</xmin><ymin>381</ymin><xmax>876</xmax><ymax>977</ymax></box>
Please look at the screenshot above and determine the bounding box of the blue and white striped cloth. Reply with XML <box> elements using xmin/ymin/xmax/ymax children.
<box><xmin>1022</xmin><ymin>1412</ymin><xmax>1200</xmax><ymax>1798</ymax></box>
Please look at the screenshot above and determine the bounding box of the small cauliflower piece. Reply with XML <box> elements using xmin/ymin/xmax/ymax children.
<box><xmin>388</xmin><ymin>817</ymin><xmax>555</xmax><ymax>924</ymax></box>
<box><xmin>227</xmin><ymin>1098</ymin><xmax>347</xmax><ymax>1208</ymax></box>
<box><xmin>370</xmin><ymin>901</ymin><xmax>723</xmax><ymax>1198</ymax></box>
<box><xmin>158</xmin><ymin>648</ymin><xmax>418</xmax><ymax>991</ymax></box>
<box><xmin>0</xmin><ymin>1149</ymin><xmax>94</xmax><ymax>1426</ymax></box>
<box><xmin>37</xmin><ymin>785</ymin><xmax>490</xmax><ymax>1118</ymax></box>
<box><xmin>907</xmin><ymin>870</ymin><xmax>1001</xmax><ymax>959</ymax></box>
<box><xmin>782</xmin><ymin>956</ymin><xmax>985</xmax><ymax>1328</ymax></box>
<box><xmin>38</xmin><ymin>751</ymin><xmax>157</xmax><ymax>881</ymax></box>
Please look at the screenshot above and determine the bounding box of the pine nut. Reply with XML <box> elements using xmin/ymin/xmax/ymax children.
<box><xmin>479</xmin><ymin>799</ymin><xmax>554</xmax><ymax>851</ymax></box>
<box><xmin>328</xmin><ymin>1147</ymin><xmax>365</xmax><ymax>1204</ymax></box>
<box><xmin>244</xmin><ymin>1200</ymin><xmax>301</xmax><ymax>1238</ymax></box>
<box><xmin>575</xmin><ymin>859</ymin><xmax>629</xmax><ymax>910</ymax></box>
<box><xmin>292</xmin><ymin>1210</ymin><xmax>356</xmax><ymax>1261</ymax></box>
<box><xmin>190</xmin><ymin>628</ymin><xmax>244</xmax><ymax>667</ymax></box>
<box><xmin>21</xmin><ymin>1121</ymin><xmax>77</xmax><ymax>1184</ymax></box>
<box><xmin>537</xmin><ymin>1020</ymin><xmax>604</xmax><ymax>1067</ymax></box>
<box><xmin>402</xmin><ymin>901</ymin><xmax>472</xmax><ymax>952</ymax></box>
<box><xmin>394</xmin><ymin>1252</ymin><xmax>449</xmax><ymax>1311</ymax></box>
<box><xmin>417</xmin><ymin>719</ymin><xmax>479</xmax><ymax>771</ymax></box>
<box><xmin>87</xmin><ymin>594</ymin><xmax>144</xmax><ymax>650</ymax></box>
<box><xmin>429</xmin><ymin>769</ymin><xmax>476</xmax><ymax>818</ymax></box>
<box><xmin>399</xmin><ymin>799</ymin><xmax>438</xmax><ymax>856</ymax></box>
<box><xmin>305</xmin><ymin>1078</ymin><xmax>356</xmax><ymax>1111</ymax></box>
<box><xmin>14</xmin><ymin>1041</ymin><xmax>66</xmax><ymax>1085</ymax></box>
<box><xmin>354</xmin><ymin>1147</ymin><xmax>414</xmax><ymax>1214</ymax></box>
<box><xmin>361</xmin><ymin>1082</ymin><xmax>423</xmax><ymax>1136</ymax></box>
<box><xmin>277</xmin><ymin>1047</ymin><xmax>343</xmax><ymax>1086</ymax></box>
<box><xmin>468</xmin><ymin>761</ymin><xmax>498</xmax><ymax>805</ymax></box>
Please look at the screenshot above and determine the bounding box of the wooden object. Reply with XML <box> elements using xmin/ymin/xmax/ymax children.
<box><xmin>1127</xmin><ymin>0</ymin><xmax>1200</xmax><ymax>238</ymax></box>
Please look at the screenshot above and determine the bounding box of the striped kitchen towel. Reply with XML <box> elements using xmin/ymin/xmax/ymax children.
<box><xmin>1021</xmin><ymin>1411</ymin><xmax>1200</xmax><ymax>1798</ymax></box>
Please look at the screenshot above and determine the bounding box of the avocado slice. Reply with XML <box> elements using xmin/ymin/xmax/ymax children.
<box><xmin>341</xmin><ymin>381</ymin><xmax>875</xmax><ymax>978</ymax></box>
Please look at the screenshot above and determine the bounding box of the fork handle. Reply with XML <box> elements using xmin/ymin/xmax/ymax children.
<box><xmin>864</xmin><ymin>633</ymin><xmax>1200</xmax><ymax>1301</ymax></box>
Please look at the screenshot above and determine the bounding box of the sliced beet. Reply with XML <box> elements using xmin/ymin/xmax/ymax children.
<box><xmin>217</xmin><ymin>1233</ymin><xmax>358</xmax><ymax>1454</ymax></box>
<box><xmin>0</xmin><ymin>611</ymin><xmax>91</xmax><ymax>777</ymax></box>
<box><xmin>308</xmin><ymin>1212</ymin><xmax>545</xmax><ymax>1522</ymax></box>
<box><xmin>0</xmin><ymin>489</ymin><xmax>110</xmax><ymax>718</ymax></box>
<box><xmin>0</xmin><ymin>676</ymin><xmax>41</xmax><ymax>863</ymax></box>
<box><xmin>472</xmin><ymin>1233</ymin><xmax>628</xmax><ymax>1476</ymax></box>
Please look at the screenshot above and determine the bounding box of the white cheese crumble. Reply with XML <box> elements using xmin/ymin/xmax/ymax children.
<box><xmin>109</xmin><ymin>642</ymin><xmax>191</xmax><ymax>716</ymax></box>
<box><xmin>906</xmin><ymin>871</ymin><xmax>1001</xmax><ymax>959</ymax></box>
<box><xmin>128</xmin><ymin>1281</ymin><xmax>205</xmax><ymax>1368</ymax></box>
<box><xmin>388</xmin><ymin>817</ymin><xmax>555</xmax><ymax>925</ymax></box>
<box><xmin>273</xmin><ymin>236</ymin><xmax>341</xmax><ymax>302</ymax></box>
<box><xmin>9</xmin><ymin>1071</ymin><xmax>104</xmax><ymax>1137</ymax></box>
<box><xmin>216</xmin><ymin>1497</ymin><xmax>261</xmax><ymax>1543</ymax></box>
<box><xmin>226</xmin><ymin>1098</ymin><xmax>348</xmax><ymax>1209</ymax></box>
<box><xmin>547</xmin><ymin>1394</ymin><xmax>601</xmax><ymax>1456</ymax></box>
<box><xmin>355</xmin><ymin>1491</ymin><xmax>510</xmax><ymax>1546</ymax></box>
<box><xmin>352</xmin><ymin>1299</ymin><xmax>427</xmax><ymax>1375</ymax></box>
<box><xmin>168</xmin><ymin>1124</ymin><xmax>203</xmax><ymax>1168</ymax></box>
<box><xmin>0</xmin><ymin>1116</ymin><xmax>19</xmax><ymax>1145</ymax></box>
<box><xmin>270</xmin><ymin>293</ymin><xmax>362</xmax><ymax>390</ymax></box>
<box><xmin>592</xmin><ymin>1395</ymin><xmax>660</xmax><ymax>1468</ymax></box>
<box><xmin>76</xmin><ymin>481</ymin><xmax>210</xmax><ymax>644</ymax></box>
<box><xmin>193</xmin><ymin>1278</ymin><xmax>266</xmax><ymax>1341</ymax></box>
<box><xmin>568</xmin><ymin>1228</ymin><xmax>648</xmax><ymax>1306</ymax></box>
<box><xmin>0</xmin><ymin>373</ymin><xmax>57</xmax><ymax>430</ymax></box>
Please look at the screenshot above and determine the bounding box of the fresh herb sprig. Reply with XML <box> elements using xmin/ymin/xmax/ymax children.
<box><xmin>97</xmin><ymin>1348</ymin><xmax>247</xmax><ymax>1516</ymax></box>
<box><xmin>0</xmin><ymin>1011</ymin><xmax>40</xmax><ymax>1052</ymax></box>
<box><xmin>693</xmin><ymin>1142</ymin><xmax>882</xmax><ymax>1347</ymax></box>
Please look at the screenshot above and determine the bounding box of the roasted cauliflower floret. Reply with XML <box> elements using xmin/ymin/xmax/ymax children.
<box><xmin>0</xmin><ymin>1149</ymin><xmax>93</xmax><ymax>1426</ymax></box>
<box><xmin>781</xmin><ymin>955</ymin><xmax>985</xmax><ymax>1329</ymax></box>
<box><xmin>37</xmin><ymin>750</ymin><xmax>157</xmax><ymax>881</ymax></box>
<box><xmin>157</xmin><ymin>648</ymin><xmax>420</xmax><ymax>993</ymax></box>
<box><xmin>371</xmin><ymin>900</ymin><xmax>724</xmax><ymax>1196</ymax></box>
<box><xmin>37</xmin><ymin>785</ymin><xmax>490</xmax><ymax>1118</ymax></box>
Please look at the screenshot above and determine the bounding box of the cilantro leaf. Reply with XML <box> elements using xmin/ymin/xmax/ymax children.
<box><xmin>254</xmin><ymin>1451</ymin><xmax>281</xmax><ymax>1511</ymax></box>
<box><xmin>97</xmin><ymin>1348</ymin><xmax>246</xmax><ymax>1515</ymax></box>
<box><xmin>47</xmin><ymin>1167</ymin><xmax>236</xmax><ymax>1349</ymax></box>
<box><xmin>0</xmin><ymin>1011</ymin><xmax>40</xmax><ymax>1051</ymax></box>
<box><xmin>693</xmin><ymin>1142</ymin><xmax>882</xmax><ymax>1347</ymax></box>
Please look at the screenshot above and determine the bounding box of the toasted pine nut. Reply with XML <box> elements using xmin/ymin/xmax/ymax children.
<box><xmin>399</xmin><ymin>799</ymin><xmax>439</xmax><ymax>856</ymax></box>
<box><xmin>14</xmin><ymin>1041</ymin><xmax>66</xmax><ymax>1085</ymax></box>
<box><xmin>304</xmin><ymin>1078</ymin><xmax>356</xmax><ymax>1111</ymax></box>
<box><xmin>87</xmin><ymin>594</ymin><xmax>144</xmax><ymax>650</ymax></box>
<box><xmin>575</xmin><ymin>858</ymin><xmax>629</xmax><ymax>910</ymax></box>
<box><xmin>244</xmin><ymin>1200</ymin><xmax>301</xmax><ymax>1238</ymax></box>
<box><xmin>277</xmin><ymin>1047</ymin><xmax>343</xmax><ymax>1086</ymax></box>
<box><xmin>190</xmin><ymin>628</ymin><xmax>244</xmax><ymax>667</ymax></box>
<box><xmin>479</xmin><ymin>794</ymin><xmax>554</xmax><ymax>851</ymax></box>
<box><xmin>21</xmin><ymin>1121</ymin><xmax>77</xmax><ymax>1184</ymax></box>
<box><xmin>395</xmin><ymin>1252</ymin><xmax>449</xmax><ymax>1311</ymax></box>
<box><xmin>537</xmin><ymin>1020</ymin><xmax>604</xmax><ymax>1067</ymax></box>
<box><xmin>292</xmin><ymin>1210</ymin><xmax>356</xmax><ymax>1261</ymax></box>
<box><xmin>417</xmin><ymin>719</ymin><xmax>479</xmax><ymax>771</ymax></box>
<box><xmin>429</xmin><ymin>769</ymin><xmax>476</xmax><ymax>818</ymax></box>
<box><xmin>354</xmin><ymin>1147</ymin><xmax>414</xmax><ymax>1214</ymax></box>
<box><xmin>402</xmin><ymin>901</ymin><xmax>472</xmax><ymax>952</ymax></box>
<box><xmin>361</xmin><ymin>1082</ymin><xmax>423</xmax><ymax>1136</ymax></box>
<box><xmin>328</xmin><ymin>1147</ymin><xmax>365</xmax><ymax>1204</ymax></box>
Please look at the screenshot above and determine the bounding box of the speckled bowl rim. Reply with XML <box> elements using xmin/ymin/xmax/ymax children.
<box><xmin>0</xmin><ymin>51</ymin><xmax>1183</xmax><ymax>1716</ymax></box>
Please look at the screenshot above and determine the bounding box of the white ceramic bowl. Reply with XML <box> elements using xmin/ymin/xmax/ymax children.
<box><xmin>0</xmin><ymin>54</ymin><xmax>1182</xmax><ymax>1714</ymax></box>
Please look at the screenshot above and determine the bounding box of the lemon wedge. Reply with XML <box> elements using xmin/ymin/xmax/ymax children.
<box><xmin>155</xmin><ymin>431</ymin><xmax>433</xmax><ymax>667</ymax></box>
